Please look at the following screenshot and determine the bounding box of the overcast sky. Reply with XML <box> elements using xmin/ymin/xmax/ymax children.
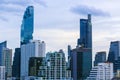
<box><xmin>0</xmin><ymin>0</ymin><xmax>120</xmax><ymax>60</ymax></box>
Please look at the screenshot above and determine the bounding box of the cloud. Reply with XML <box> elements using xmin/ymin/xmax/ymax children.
<box><xmin>0</xmin><ymin>0</ymin><xmax>47</xmax><ymax>13</ymax></box>
<box><xmin>70</xmin><ymin>5</ymin><xmax>110</xmax><ymax>17</ymax></box>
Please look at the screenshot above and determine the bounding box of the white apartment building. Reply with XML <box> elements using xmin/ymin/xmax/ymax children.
<box><xmin>86</xmin><ymin>63</ymin><xmax>114</xmax><ymax>80</ymax></box>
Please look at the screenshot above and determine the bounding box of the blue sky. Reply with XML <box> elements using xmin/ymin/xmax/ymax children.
<box><xmin>1</xmin><ymin>0</ymin><xmax>120</xmax><ymax>59</ymax></box>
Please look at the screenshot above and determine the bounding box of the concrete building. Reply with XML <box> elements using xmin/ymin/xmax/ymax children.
<box><xmin>45</xmin><ymin>50</ymin><xmax>67</xmax><ymax>80</ymax></box>
<box><xmin>21</xmin><ymin>40</ymin><xmax>46</xmax><ymax>79</ymax></box>
<box><xmin>2</xmin><ymin>48</ymin><xmax>12</xmax><ymax>79</ymax></box>
<box><xmin>86</xmin><ymin>63</ymin><xmax>114</xmax><ymax>80</ymax></box>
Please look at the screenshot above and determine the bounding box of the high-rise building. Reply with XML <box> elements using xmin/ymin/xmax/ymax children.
<box><xmin>45</xmin><ymin>50</ymin><xmax>67</xmax><ymax>80</ymax></box>
<box><xmin>108</xmin><ymin>41</ymin><xmax>120</xmax><ymax>61</ymax></box>
<box><xmin>86</xmin><ymin>63</ymin><xmax>114</xmax><ymax>80</ymax></box>
<box><xmin>0</xmin><ymin>41</ymin><xmax>7</xmax><ymax>66</ymax></box>
<box><xmin>21</xmin><ymin>40</ymin><xmax>46</xmax><ymax>79</ymax></box>
<box><xmin>70</xmin><ymin>14</ymin><xmax>92</xmax><ymax>80</ymax></box>
<box><xmin>12</xmin><ymin>48</ymin><xmax>21</xmax><ymax>80</ymax></box>
<box><xmin>2</xmin><ymin>48</ymin><xmax>12</xmax><ymax>79</ymax></box>
<box><xmin>107</xmin><ymin>41</ymin><xmax>120</xmax><ymax>73</ymax></box>
<box><xmin>77</xmin><ymin>14</ymin><xmax>92</xmax><ymax>48</ymax></box>
<box><xmin>71</xmin><ymin>47</ymin><xmax>92</xmax><ymax>80</ymax></box>
<box><xmin>0</xmin><ymin>66</ymin><xmax>5</xmax><ymax>80</ymax></box>
<box><xmin>21</xmin><ymin>6</ymin><xmax>34</xmax><ymax>45</ymax></box>
<box><xmin>94</xmin><ymin>51</ymin><xmax>106</xmax><ymax>66</ymax></box>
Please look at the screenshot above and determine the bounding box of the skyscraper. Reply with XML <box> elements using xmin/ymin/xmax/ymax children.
<box><xmin>21</xmin><ymin>6</ymin><xmax>34</xmax><ymax>45</ymax></box>
<box><xmin>21</xmin><ymin>40</ymin><xmax>46</xmax><ymax>79</ymax></box>
<box><xmin>0</xmin><ymin>41</ymin><xmax>7</xmax><ymax>66</ymax></box>
<box><xmin>94</xmin><ymin>51</ymin><xmax>106</xmax><ymax>66</ymax></box>
<box><xmin>45</xmin><ymin>50</ymin><xmax>67</xmax><ymax>79</ymax></box>
<box><xmin>71</xmin><ymin>14</ymin><xmax>92</xmax><ymax>80</ymax></box>
<box><xmin>71</xmin><ymin>47</ymin><xmax>92</xmax><ymax>80</ymax></box>
<box><xmin>108</xmin><ymin>41</ymin><xmax>120</xmax><ymax>61</ymax></box>
<box><xmin>77</xmin><ymin>14</ymin><xmax>92</xmax><ymax>48</ymax></box>
<box><xmin>107</xmin><ymin>41</ymin><xmax>120</xmax><ymax>73</ymax></box>
<box><xmin>2</xmin><ymin>48</ymin><xmax>12</xmax><ymax>79</ymax></box>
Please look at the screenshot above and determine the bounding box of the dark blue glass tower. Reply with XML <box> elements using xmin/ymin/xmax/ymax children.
<box><xmin>12</xmin><ymin>48</ymin><xmax>21</xmax><ymax>80</ymax></box>
<box><xmin>94</xmin><ymin>51</ymin><xmax>106</xmax><ymax>66</ymax></box>
<box><xmin>0</xmin><ymin>41</ymin><xmax>7</xmax><ymax>66</ymax></box>
<box><xmin>77</xmin><ymin>14</ymin><xmax>92</xmax><ymax>49</ymax></box>
<box><xmin>108</xmin><ymin>41</ymin><xmax>120</xmax><ymax>73</ymax></box>
<box><xmin>21</xmin><ymin>6</ymin><xmax>34</xmax><ymax>45</ymax></box>
<box><xmin>71</xmin><ymin>14</ymin><xmax>92</xmax><ymax>80</ymax></box>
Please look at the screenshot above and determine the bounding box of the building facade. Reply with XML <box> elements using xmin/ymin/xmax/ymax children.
<box><xmin>12</xmin><ymin>48</ymin><xmax>21</xmax><ymax>80</ymax></box>
<box><xmin>21</xmin><ymin>6</ymin><xmax>34</xmax><ymax>45</ymax></box>
<box><xmin>94</xmin><ymin>51</ymin><xmax>106</xmax><ymax>66</ymax></box>
<box><xmin>77</xmin><ymin>14</ymin><xmax>92</xmax><ymax>48</ymax></box>
<box><xmin>28</xmin><ymin>57</ymin><xmax>45</xmax><ymax>77</ymax></box>
<box><xmin>0</xmin><ymin>66</ymin><xmax>5</xmax><ymax>80</ymax></box>
<box><xmin>107</xmin><ymin>41</ymin><xmax>120</xmax><ymax>73</ymax></box>
<box><xmin>45</xmin><ymin>50</ymin><xmax>67</xmax><ymax>80</ymax></box>
<box><xmin>21</xmin><ymin>40</ymin><xmax>46</xmax><ymax>79</ymax></box>
<box><xmin>2</xmin><ymin>48</ymin><xmax>12</xmax><ymax>79</ymax></box>
<box><xmin>0</xmin><ymin>41</ymin><xmax>7</xmax><ymax>66</ymax></box>
<box><xmin>108</xmin><ymin>41</ymin><xmax>120</xmax><ymax>61</ymax></box>
<box><xmin>87</xmin><ymin>63</ymin><xmax>114</xmax><ymax>80</ymax></box>
<box><xmin>71</xmin><ymin>47</ymin><xmax>92</xmax><ymax>80</ymax></box>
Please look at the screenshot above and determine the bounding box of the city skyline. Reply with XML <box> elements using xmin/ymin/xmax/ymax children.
<box><xmin>1</xmin><ymin>0</ymin><xmax>120</xmax><ymax>59</ymax></box>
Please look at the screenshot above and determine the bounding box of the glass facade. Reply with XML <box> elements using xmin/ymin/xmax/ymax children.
<box><xmin>108</xmin><ymin>41</ymin><xmax>120</xmax><ymax>61</ymax></box>
<box><xmin>12</xmin><ymin>48</ymin><xmax>21</xmax><ymax>80</ymax></box>
<box><xmin>71</xmin><ymin>48</ymin><xmax>92</xmax><ymax>80</ymax></box>
<box><xmin>0</xmin><ymin>41</ymin><xmax>7</xmax><ymax>66</ymax></box>
<box><xmin>21</xmin><ymin>6</ymin><xmax>34</xmax><ymax>45</ymax></box>
<box><xmin>108</xmin><ymin>41</ymin><xmax>120</xmax><ymax>73</ymax></box>
<box><xmin>94</xmin><ymin>51</ymin><xmax>106</xmax><ymax>66</ymax></box>
<box><xmin>77</xmin><ymin>14</ymin><xmax>92</xmax><ymax>49</ymax></box>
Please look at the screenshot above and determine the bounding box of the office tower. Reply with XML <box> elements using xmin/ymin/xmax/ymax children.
<box><xmin>107</xmin><ymin>41</ymin><xmax>120</xmax><ymax>73</ymax></box>
<box><xmin>108</xmin><ymin>41</ymin><xmax>120</xmax><ymax>62</ymax></box>
<box><xmin>12</xmin><ymin>48</ymin><xmax>21</xmax><ymax>80</ymax></box>
<box><xmin>70</xmin><ymin>14</ymin><xmax>92</xmax><ymax>80</ymax></box>
<box><xmin>0</xmin><ymin>41</ymin><xmax>7</xmax><ymax>66</ymax></box>
<box><xmin>94</xmin><ymin>51</ymin><xmax>106</xmax><ymax>66</ymax></box>
<box><xmin>86</xmin><ymin>63</ymin><xmax>114</xmax><ymax>80</ymax></box>
<box><xmin>2</xmin><ymin>48</ymin><xmax>12</xmax><ymax>79</ymax></box>
<box><xmin>28</xmin><ymin>57</ymin><xmax>45</xmax><ymax>77</ymax></box>
<box><xmin>21</xmin><ymin>6</ymin><xmax>34</xmax><ymax>45</ymax></box>
<box><xmin>0</xmin><ymin>66</ymin><xmax>5</xmax><ymax>80</ymax></box>
<box><xmin>45</xmin><ymin>50</ymin><xmax>67</xmax><ymax>80</ymax></box>
<box><xmin>77</xmin><ymin>14</ymin><xmax>92</xmax><ymax>48</ymax></box>
<box><xmin>71</xmin><ymin>47</ymin><xmax>92</xmax><ymax>80</ymax></box>
<box><xmin>21</xmin><ymin>40</ymin><xmax>46</xmax><ymax>79</ymax></box>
